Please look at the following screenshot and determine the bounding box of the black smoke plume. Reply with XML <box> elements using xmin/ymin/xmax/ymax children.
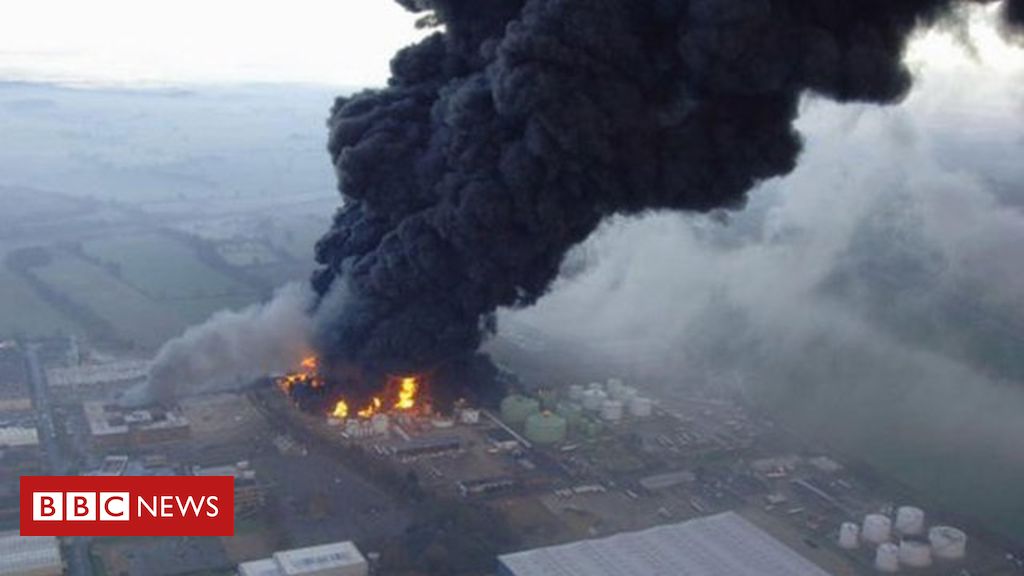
<box><xmin>312</xmin><ymin>0</ymin><xmax>1021</xmax><ymax>389</ymax></box>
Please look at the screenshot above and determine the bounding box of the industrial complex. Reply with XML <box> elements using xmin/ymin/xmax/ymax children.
<box><xmin>0</xmin><ymin>335</ymin><xmax>1021</xmax><ymax>576</ymax></box>
<box><xmin>0</xmin><ymin>531</ymin><xmax>63</xmax><ymax>576</ymax></box>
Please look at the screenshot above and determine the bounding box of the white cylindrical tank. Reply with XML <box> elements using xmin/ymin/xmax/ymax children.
<box><xmin>459</xmin><ymin>408</ymin><xmax>480</xmax><ymax>424</ymax></box>
<box><xmin>894</xmin><ymin>506</ymin><xmax>925</xmax><ymax>535</ymax></box>
<box><xmin>862</xmin><ymin>514</ymin><xmax>893</xmax><ymax>545</ymax></box>
<box><xmin>600</xmin><ymin>400</ymin><xmax>624</xmax><ymax>421</ymax></box>
<box><xmin>929</xmin><ymin>526</ymin><xmax>967</xmax><ymax>560</ymax></box>
<box><xmin>838</xmin><ymin>522</ymin><xmax>860</xmax><ymax>549</ymax></box>
<box><xmin>898</xmin><ymin>539</ymin><xmax>932</xmax><ymax>568</ymax></box>
<box><xmin>371</xmin><ymin>414</ymin><xmax>390</xmax><ymax>434</ymax></box>
<box><xmin>875</xmin><ymin>543</ymin><xmax>900</xmax><ymax>573</ymax></box>
<box><xmin>568</xmin><ymin>384</ymin><xmax>585</xmax><ymax>401</ymax></box>
<box><xmin>582</xmin><ymin>390</ymin><xmax>606</xmax><ymax>411</ymax></box>
<box><xmin>629</xmin><ymin>397</ymin><xmax>654</xmax><ymax>418</ymax></box>
<box><xmin>345</xmin><ymin>419</ymin><xmax>362</xmax><ymax>436</ymax></box>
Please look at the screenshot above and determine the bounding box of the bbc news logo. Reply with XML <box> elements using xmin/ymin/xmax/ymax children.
<box><xmin>21</xmin><ymin>476</ymin><xmax>234</xmax><ymax>536</ymax></box>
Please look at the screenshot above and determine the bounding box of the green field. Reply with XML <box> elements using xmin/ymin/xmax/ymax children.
<box><xmin>32</xmin><ymin>255</ymin><xmax>185</xmax><ymax>348</ymax></box>
<box><xmin>83</xmin><ymin>233</ymin><xmax>255</xmax><ymax>301</ymax></box>
<box><xmin>0</xmin><ymin>229</ymin><xmax>302</xmax><ymax>348</ymax></box>
<box><xmin>0</xmin><ymin>268</ymin><xmax>82</xmax><ymax>338</ymax></box>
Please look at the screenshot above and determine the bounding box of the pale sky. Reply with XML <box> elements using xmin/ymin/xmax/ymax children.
<box><xmin>0</xmin><ymin>1</ymin><xmax>1019</xmax><ymax>88</ymax></box>
<box><xmin>0</xmin><ymin>0</ymin><xmax>427</xmax><ymax>87</ymax></box>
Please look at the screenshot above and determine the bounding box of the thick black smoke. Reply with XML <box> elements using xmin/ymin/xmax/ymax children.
<box><xmin>312</xmin><ymin>0</ymin><xmax>1021</xmax><ymax>385</ymax></box>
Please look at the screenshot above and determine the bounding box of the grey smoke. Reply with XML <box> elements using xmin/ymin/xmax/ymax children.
<box><xmin>129</xmin><ymin>283</ymin><xmax>316</xmax><ymax>405</ymax></box>
<box><xmin>499</xmin><ymin>19</ymin><xmax>1024</xmax><ymax>536</ymax></box>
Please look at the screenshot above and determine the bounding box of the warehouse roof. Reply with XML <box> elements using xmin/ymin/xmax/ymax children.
<box><xmin>274</xmin><ymin>541</ymin><xmax>367</xmax><ymax>575</ymax></box>
<box><xmin>46</xmin><ymin>359</ymin><xmax>148</xmax><ymax>388</ymax></box>
<box><xmin>237</xmin><ymin>558</ymin><xmax>281</xmax><ymax>576</ymax></box>
<box><xmin>499</xmin><ymin>512</ymin><xmax>831</xmax><ymax>576</ymax></box>
<box><xmin>0</xmin><ymin>426</ymin><xmax>38</xmax><ymax>448</ymax></box>
<box><xmin>238</xmin><ymin>541</ymin><xmax>368</xmax><ymax>576</ymax></box>
<box><xmin>0</xmin><ymin>531</ymin><xmax>62</xmax><ymax>576</ymax></box>
<box><xmin>638</xmin><ymin>469</ymin><xmax>696</xmax><ymax>491</ymax></box>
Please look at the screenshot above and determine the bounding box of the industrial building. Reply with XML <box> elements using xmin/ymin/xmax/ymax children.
<box><xmin>497</xmin><ymin>512</ymin><xmax>831</xmax><ymax>576</ymax></box>
<box><xmin>0</xmin><ymin>426</ymin><xmax>41</xmax><ymax>473</ymax></box>
<box><xmin>389</xmin><ymin>435</ymin><xmax>462</xmax><ymax>458</ymax></box>
<box><xmin>638</xmin><ymin>469</ymin><xmax>696</xmax><ymax>492</ymax></box>
<box><xmin>194</xmin><ymin>461</ymin><xmax>265</xmax><ymax>513</ymax></box>
<box><xmin>46</xmin><ymin>359</ymin><xmax>149</xmax><ymax>390</ymax></box>
<box><xmin>0</xmin><ymin>426</ymin><xmax>40</xmax><ymax>524</ymax></box>
<box><xmin>0</xmin><ymin>424</ymin><xmax>40</xmax><ymax>473</ymax></box>
<box><xmin>0</xmin><ymin>531</ymin><xmax>63</xmax><ymax>576</ymax></box>
<box><xmin>0</xmin><ymin>343</ymin><xmax>31</xmax><ymax>414</ymax></box>
<box><xmin>84</xmin><ymin>401</ymin><xmax>190</xmax><ymax>449</ymax></box>
<box><xmin>458</xmin><ymin>476</ymin><xmax>518</xmax><ymax>497</ymax></box>
<box><xmin>237</xmin><ymin>541</ymin><xmax>368</xmax><ymax>576</ymax></box>
<box><xmin>0</xmin><ymin>426</ymin><xmax>38</xmax><ymax>450</ymax></box>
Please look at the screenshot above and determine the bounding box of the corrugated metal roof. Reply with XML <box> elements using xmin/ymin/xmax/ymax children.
<box><xmin>639</xmin><ymin>470</ymin><xmax>696</xmax><ymax>491</ymax></box>
<box><xmin>237</xmin><ymin>557</ymin><xmax>281</xmax><ymax>576</ymax></box>
<box><xmin>273</xmin><ymin>541</ymin><xmax>367</xmax><ymax>575</ymax></box>
<box><xmin>0</xmin><ymin>531</ymin><xmax>62</xmax><ymax>575</ymax></box>
<box><xmin>0</xmin><ymin>426</ymin><xmax>38</xmax><ymax>448</ymax></box>
<box><xmin>499</xmin><ymin>512</ymin><xmax>832</xmax><ymax>576</ymax></box>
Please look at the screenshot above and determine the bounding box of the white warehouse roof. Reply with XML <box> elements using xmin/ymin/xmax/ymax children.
<box><xmin>238</xmin><ymin>541</ymin><xmax>368</xmax><ymax>576</ymax></box>
<box><xmin>0</xmin><ymin>426</ymin><xmax>38</xmax><ymax>448</ymax></box>
<box><xmin>498</xmin><ymin>512</ymin><xmax>832</xmax><ymax>576</ymax></box>
<box><xmin>275</xmin><ymin>541</ymin><xmax>367</xmax><ymax>576</ymax></box>
<box><xmin>237</xmin><ymin>558</ymin><xmax>281</xmax><ymax>576</ymax></box>
<box><xmin>0</xmin><ymin>531</ymin><xmax>62</xmax><ymax>576</ymax></box>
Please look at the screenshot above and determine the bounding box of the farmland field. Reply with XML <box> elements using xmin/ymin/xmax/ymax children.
<box><xmin>82</xmin><ymin>233</ymin><xmax>256</xmax><ymax>301</ymax></box>
<box><xmin>32</xmin><ymin>254</ymin><xmax>187</xmax><ymax>349</ymax></box>
<box><xmin>0</xmin><ymin>267</ymin><xmax>81</xmax><ymax>338</ymax></box>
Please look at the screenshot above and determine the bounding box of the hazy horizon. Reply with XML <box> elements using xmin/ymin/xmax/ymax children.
<box><xmin>0</xmin><ymin>0</ymin><xmax>427</xmax><ymax>88</ymax></box>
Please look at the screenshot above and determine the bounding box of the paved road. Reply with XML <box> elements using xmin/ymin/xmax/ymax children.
<box><xmin>24</xmin><ymin>344</ymin><xmax>95</xmax><ymax>576</ymax></box>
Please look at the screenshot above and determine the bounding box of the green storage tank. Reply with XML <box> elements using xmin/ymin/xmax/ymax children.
<box><xmin>500</xmin><ymin>394</ymin><xmax>540</xmax><ymax>426</ymax></box>
<box><xmin>525</xmin><ymin>412</ymin><xmax>568</xmax><ymax>445</ymax></box>
<box><xmin>582</xmin><ymin>418</ymin><xmax>604</xmax><ymax>437</ymax></box>
<box><xmin>556</xmin><ymin>402</ymin><xmax>585</xmax><ymax>431</ymax></box>
<box><xmin>536</xmin><ymin>388</ymin><xmax>561</xmax><ymax>411</ymax></box>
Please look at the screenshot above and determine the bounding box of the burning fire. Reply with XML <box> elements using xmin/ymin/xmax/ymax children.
<box><xmin>356</xmin><ymin>396</ymin><xmax>383</xmax><ymax>418</ymax></box>
<box><xmin>395</xmin><ymin>377</ymin><xmax>418</xmax><ymax>410</ymax></box>
<box><xmin>277</xmin><ymin>355</ymin><xmax>323</xmax><ymax>393</ymax></box>
<box><xmin>276</xmin><ymin>356</ymin><xmax>420</xmax><ymax>420</ymax></box>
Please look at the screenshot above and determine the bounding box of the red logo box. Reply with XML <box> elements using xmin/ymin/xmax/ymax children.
<box><xmin>20</xmin><ymin>476</ymin><xmax>234</xmax><ymax>536</ymax></box>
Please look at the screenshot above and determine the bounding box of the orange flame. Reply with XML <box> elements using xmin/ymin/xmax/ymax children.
<box><xmin>357</xmin><ymin>397</ymin><xmax>383</xmax><ymax>418</ymax></box>
<box><xmin>277</xmin><ymin>355</ymin><xmax>322</xmax><ymax>393</ymax></box>
<box><xmin>395</xmin><ymin>376</ymin><xmax>418</xmax><ymax>411</ymax></box>
<box><xmin>278</xmin><ymin>358</ymin><xmax>421</xmax><ymax>421</ymax></box>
